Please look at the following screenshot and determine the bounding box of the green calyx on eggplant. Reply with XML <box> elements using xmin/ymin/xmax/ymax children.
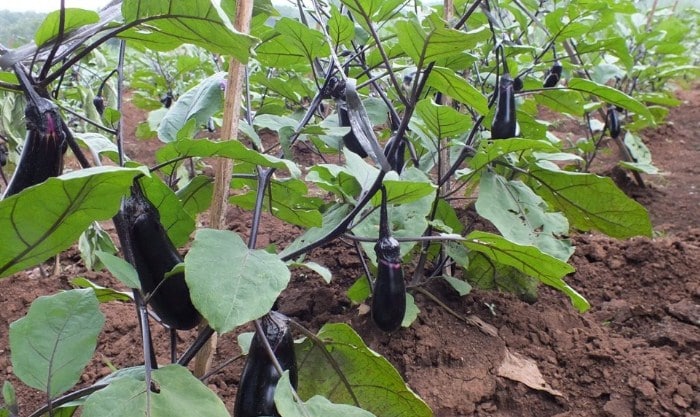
<box><xmin>113</xmin><ymin>180</ymin><xmax>201</xmax><ymax>330</ymax></box>
<box><xmin>234</xmin><ymin>311</ymin><xmax>297</xmax><ymax>417</ymax></box>
<box><xmin>490</xmin><ymin>73</ymin><xmax>517</xmax><ymax>140</ymax></box>
<box><xmin>2</xmin><ymin>97</ymin><xmax>67</xmax><ymax>199</ymax></box>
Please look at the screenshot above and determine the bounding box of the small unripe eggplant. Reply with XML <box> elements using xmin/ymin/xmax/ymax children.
<box><xmin>543</xmin><ymin>61</ymin><xmax>562</xmax><ymax>88</ymax></box>
<box><xmin>3</xmin><ymin>97</ymin><xmax>67</xmax><ymax>198</ymax></box>
<box><xmin>93</xmin><ymin>95</ymin><xmax>105</xmax><ymax>115</ymax></box>
<box><xmin>338</xmin><ymin>104</ymin><xmax>368</xmax><ymax>158</ymax></box>
<box><xmin>490</xmin><ymin>73</ymin><xmax>517</xmax><ymax>140</ymax></box>
<box><xmin>607</xmin><ymin>108</ymin><xmax>621</xmax><ymax>139</ymax></box>
<box><xmin>513</xmin><ymin>76</ymin><xmax>523</xmax><ymax>92</ymax></box>
<box><xmin>160</xmin><ymin>91</ymin><xmax>173</xmax><ymax>109</ymax></box>
<box><xmin>234</xmin><ymin>311</ymin><xmax>297</xmax><ymax>417</ymax></box>
<box><xmin>371</xmin><ymin>236</ymin><xmax>406</xmax><ymax>332</ymax></box>
<box><xmin>114</xmin><ymin>181</ymin><xmax>201</xmax><ymax>330</ymax></box>
<box><xmin>322</xmin><ymin>76</ymin><xmax>345</xmax><ymax>100</ymax></box>
<box><xmin>0</xmin><ymin>142</ymin><xmax>7</xmax><ymax>167</ymax></box>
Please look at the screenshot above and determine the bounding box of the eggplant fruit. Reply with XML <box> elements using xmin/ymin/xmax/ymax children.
<box><xmin>491</xmin><ymin>73</ymin><xmax>517</xmax><ymax>140</ymax></box>
<box><xmin>234</xmin><ymin>311</ymin><xmax>297</xmax><ymax>417</ymax></box>
<box><xmin>114</xmin><ymin>181</ymin><xmax>201</xmax><ymax>330</ymax></box>
<box><xmin>2</xmin><ymin>97</ymin><xmax>67</xmax><ymax>198</ymax></box>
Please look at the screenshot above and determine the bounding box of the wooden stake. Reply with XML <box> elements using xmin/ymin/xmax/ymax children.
<box><xmin>193</xmin><ymin>0</ymin><xmax>254</xmax><ymax>378</ymax></box>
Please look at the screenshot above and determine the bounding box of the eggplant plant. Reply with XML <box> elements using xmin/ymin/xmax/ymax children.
<box><xmin>0</xmin><ymin>0</ymin><xmax>698</xmax><ymax>417</ymax></box>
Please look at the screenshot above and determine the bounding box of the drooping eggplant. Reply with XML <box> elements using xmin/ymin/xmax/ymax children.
<box><xmin>543</xmin><ymin>61</ymin><xmax>562</xmax><ymax>88</ymax></box>
<box><xmin>2</xmin><ymin>97</ymin><xmax>67</xmax><ymax>198</ymax></box>
<box><xmin>371</xmin><ymin>187</ymin><xmax>406</xmax><ymax>332</ymax></box>
<box><xmin>607</xmin><ymin>107</ymin><xmax>621</xmax><ymax>139</ymax></box>
<box><xmin>93</xmin><ymin>95</ymin><xmax>105</xmax><ymax>115</ymax></box>
<box><xmin>338</xmin><ymin>103</ymin><xmax>368</xmax><ymax>158</ymax></box>
<box><xmin>113</xmin><ymin>180</ymin><xmax>201</xmax><ymax>330</ymax></box>
<box><xmin>160</xmin><ymin>91</ymin><xmax>173</xmax><ymax>108</ymax></box>
<box><xmin>234</xmin><ymin>311</ymin><xmax>297</xmax><ymax>417</ymax></box>
<box><xmin>513</xmin><ymin>76</ymin><xmax>524</xmax><ymax>92</ymax></box>
<box><xmin>490</xmin><ymin>73</ymin><xmax>517</xmax><ymax>140</ymax></box>
<box><xmin>0</xmin><ymin>141</ymin><xmax>7</xmax><ymax>167</ymax></box>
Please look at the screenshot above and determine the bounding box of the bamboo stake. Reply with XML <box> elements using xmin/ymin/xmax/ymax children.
<box><xmin>193</xmin><ymin>0</ymin><xmax>254</xmax><ymax>378</ymax></box>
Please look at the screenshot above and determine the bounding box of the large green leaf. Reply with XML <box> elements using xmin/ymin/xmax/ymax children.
<box><xmin>158</xmin><ymin>72</ymin><xmax>225</xmax><ymax>143</ymax></box>
<box><xmin>230</xmin><ymin>177</ymin><xmax>323</xmax><ymax>228</ymax></box>
<box><xmin>528</xmin><ymin>163</ymin><xmax>652</xmax><ymax>238</ymax></box>
<box><xmin>620</xmin><ymin>132</ymin><xmax>658</xmax><ymax>174</ymax></box>
<box><xmin>369</xmin><ymin>168</ymin><xmax>437</xmax><ymax>207</ymax></box>
<box><xmin>275</xmin><ymin>371</ymin><xmax>377</xmax><ymax>417</ymax></box>
<box><xmin>414</xmin><ymin>98</ymin><xmax>473</xmax><ymax>138</ymax></box>
<box><xmin>296</xmin><ymin>323</ymin><xmax>432</xmax><ymax>417</ymax></box>
<box><xmin>0</xmin><ymin>166</ymin><xmax>146</xmax><ymax>278</ymax></box>
<box><xmin>476</xmin><ymin>171</ymin><xmax>573</xmax><ymax>261</ymax></box>
<box><xmin>175</xmin><ymin>175</ymin><xmax>214</xmax><ymax>216</ymax></box>
<box><xmin>155</xmin><ymin>138</ymin><xmax>301</xmax><ymax>177</ymax></box>
<box><xmin>119</xmin><ymin>0</ymin><xmax>256</xmax><ymax>62</ymax></box>
<box><xmin>534</xmin><ymin>89</ymin><xmax>585</xmax><ymax>117</ymax></box>
<box><xmin>469</xmin><ymin>138</ymin><xmax>558</xmax><ymax>172</ymax></box>
<box><xmin>341</xmin><ymin>0</ymin><xmax>405</xmax><ymax>22</ymax></box>
<box><xmin>464</xmin><ymin>231</ymin><xmax>588</xmax><ymax>312</ymax></box>
<box><xmin>280</xmin><ymin>204</ymin><xmax>353</xmax><ymax>259</ymax></box>
<box><xmin>81</xmin><ymin>365</ymin><xmax>229</xmax><ymax>417</ymax></box>
<box><xmin>425</xmin><ymin>67</ymin><xmax>489</xmax><ymax>115</ymax></box>
<box><xmin>328</xmin><ymin>5</ymin><xmax>355</xmax><ymax>48</ymax></box>
<box><xmin>9</xmin><ymin>289</ymin><xmax>104</xmax><ymax>398</ymax></box>
<box><xmin>185</xmin><ymin>229</ymin><xmax>290</xmax><ymax>334</ymax></box>
<box><xmin>567</xmin><ymin>79</ymin><xmax>654</xmax><ymax>122</ymax></box>
<box><xmin>35</xmin><ymin>8</ymin><xmax>100</xmax><ymax>47</ymax></box>
<box><xmin>467</xmin><ymin>252</ymin><xmax>539</xmax><ymax>303</ymax></box>
<box><xmin>257</xmin><ymin>17</ymin><xmax>330</xmax><ymax>68</ymax></box>
<box><xmin>397</xmin><ymin>19</ymin><xmax>489</xmax><ymax>65</ymax></box>
<box><xmin>276</xmin><ymin>17</ymin><xmax>330</xmax><ymax>60</ymax></box>
<box><xmin>95</xmin><ymin>251</ymin><xmax>141</xmax><ymax>291</ymax></box>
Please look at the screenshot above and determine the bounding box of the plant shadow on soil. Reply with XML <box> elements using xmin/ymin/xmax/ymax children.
<box><xmin>1</xmin><ymin>87</ymin><xmax>699</xmax><ymax>417</ymax></box>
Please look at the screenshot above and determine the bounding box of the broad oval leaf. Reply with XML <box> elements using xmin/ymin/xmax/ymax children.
<box><xmin>9</xmin><ymin>289</ymin><xmax>104</xmax><ymax>398</ymax></box>
<box><xmin>476</xmin><ymin>171</ymin><xmax>573</xmax><ymax>261</ymax></box>
<box><xmin>464</xmin><ymin>231</ymin><xmax>588</xmax><ymax>312</ymax></box>
<box><xmin>185</xmin><ymin>229</ymin><xmax>290</xmax><ymax>334</ymax></box>
<box><xmin>275</xmin><ymin>371</ymin><xmax>377</xmax><ymax>417</ymax></box>
<box><xmin>0</xmin><ymin>166</ymin><xmax>146</xmax><ymax>278</ymax></box>
<box><xmin>527</xmin><ymin>163</ymin><xmax>652</xmax><ymax>239</ymax></box>
<box><xmin>95</xmin><ymin>250</ymin><xmax>141</xmax><ymax>291</ymax></box>
<box><xmin>155</xmin><ymin>138</ymin><xmax>301</xmax><ymax>178</ymax></box>
<box><xmin>175</xmin><ymin>175</ymin><xmax>214</xmax><ymax>216</ymax></box>
<box><xmin>426</xmin><ymin>67</ymin><xmax>489</xmax><ymax>115</ymax></box>
<box><xmin>82</xmin><ymin>365</ymin><xmax>229</xmax><ymax>417</ymax></box>
<box><xmin>296</xmin><ymin>323</ymin><xmax>432</xmax><ymax>417</ymax></box>
<box><xmin>414</xmin><ymin>98</ymin><xmax>473</xmax><ymax>138</ymax></box>
<box><xmin>469</xmin><ymin>138</ymin><xmax>558</xmax><ymax>172</ymax></box>
<box><xmin>119</xmin><ymin>0</ymin><xmax>257</xmax><ymax>62</ymax></box>
<box><xmin>35</xmin><ymin>8</ymin><xmax>100</xmax><ymax>47</ymax></box>
<box><xmin>567</xmin><ymin>78</ymin><xmax>654</xmax><ymax>122</ymax></box>
<box><xmin>158</xmin><ymin>72</ymin><xmax>225</xmax><ymax>143</ymax></box>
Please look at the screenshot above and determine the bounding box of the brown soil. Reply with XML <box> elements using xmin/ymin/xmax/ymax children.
<box><xmin>1</xmin><ymin>87</ymin><xmax>699</xmax><ymax>417</ymax></box>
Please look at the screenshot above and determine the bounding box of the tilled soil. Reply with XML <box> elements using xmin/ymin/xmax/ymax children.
<box><xmin>1</xmin><ymin>86</ymin><xmax>699</xmax><ymax>417</ymax></box>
